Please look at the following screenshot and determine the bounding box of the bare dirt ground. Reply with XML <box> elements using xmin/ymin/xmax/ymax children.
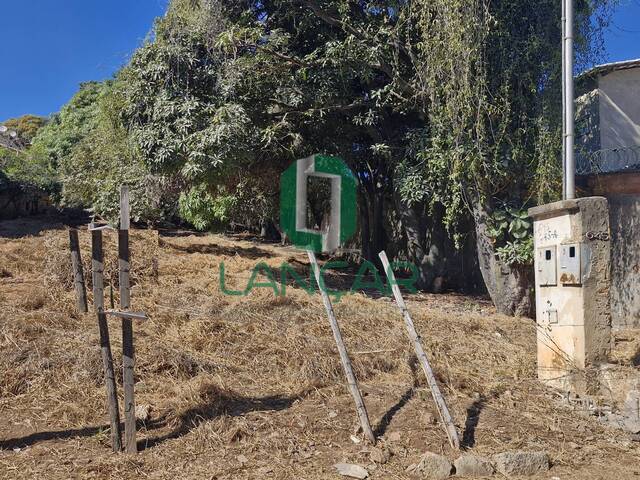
<box><xmin>1</xmin><ymin>215</ymin><xmax>639</xmax><ymax>479</ymax></box>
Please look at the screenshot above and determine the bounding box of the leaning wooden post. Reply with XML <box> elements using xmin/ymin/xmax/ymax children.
<box><xmin>379</xmin><ymin>251</ymin><xmax>460</xmax><ymax>450</ymax></box>
<box><xmin>91</xmin><ymin>224</ymin><xmax>122</xmax><ymax>452</ymax></box>
<box><xmin>307</xmin><ymin>250</ymin><xmax>376</xmax><ymax>444</ymax></box>
<box><xmin>119</xmin><ymin>185</ymin><xmax>137</xmax><ymax>454</ymax></box>
<box><xmin>69</xmin><ymin>228</ymin><xmax>88</xmax><ymax>313</ymax></box>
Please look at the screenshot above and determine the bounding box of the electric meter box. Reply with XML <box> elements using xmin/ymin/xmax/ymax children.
<box><xmin>537</xmin><ymin>246</ymin><xmax>557</xmax><ymax>286</ymax></box>
<box><xmin>529</xmin><ymin>197</ymin><xmax>611</xmax><ymax>392</ymax></box>
<box><xmin>559</xmin><ymin>243</ymin><xmax>582</xmax><ymax>285</ymax></box>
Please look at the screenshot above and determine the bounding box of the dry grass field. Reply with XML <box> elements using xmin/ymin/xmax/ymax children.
<box><xmin>1</xmin><ymin>216</ymin><xmax>639</xmax><ymax>479</ymax></box>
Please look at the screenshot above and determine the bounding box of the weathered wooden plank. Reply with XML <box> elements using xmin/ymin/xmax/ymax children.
<box><xmin>91</xmin><ymin>228</ymin><xmax>122</xmax><ymax>452</ymax></box>
<box><xmin>307</xmin><ymin>250</ymin><xmax>376</xmax><ymax>444</ymax></box>
<box><xmin>120</xmin><ymin>185</ymin><xmax>130</xmax><ymax>231</ymax></box>
<box><xmin>379</xmin><ymin>251</ymin><xmax>460</xmax><ymax>450</ymax></box>
<box><xmin>88</xmin><ymin>224</ymin><xmax>116</xmax><ymax>232</ymax></box>
<box><xmin>104</xmin><ymin>310</ymin><xmax>148</xmax><ymax>321</ymax></box>
<box><xmin>121</xmin><ymin>318</ymin><xmax>136</xmax><ymax>453</ymax></box>
<box><xmin>69</xmin><ymin>228</ymin><xmax>88</xmax><ymax>313</ymax></box>
<box><xmin>119</xmin><ymin>185</ymin><xmax>137</xmax><ymax>454</ymax></box>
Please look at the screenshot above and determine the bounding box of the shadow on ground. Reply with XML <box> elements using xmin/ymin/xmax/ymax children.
<box><xmin>0</xmin><ymin>388</ymin><xmax>307</xmax><ymax>452</ymax></box>
<box><xmin>462</xmin><ymin>394</ymin><xmax>492</xmax><ymax>449</ymax></box>
<box><xmin>138</xmin><ymin>386</ymin><xmax>306</xmax><ymax>450</ymax></box>
<box><xmin>0</xmin><ymin>211</ymin><xmax>89</xmax><ymax>239</ymax></box>
<box><xmin>161</xmin><ymin>239</ymin><xmax>273</xmax><ymax>260</ymax></box>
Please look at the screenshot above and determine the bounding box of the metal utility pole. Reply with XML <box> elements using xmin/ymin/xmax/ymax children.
<box><xmin>563</xmin><ymin>0</ymin><xmax>576</xmax><ymax>199</ymax></box>
<box><xmin>561</xmin><ymin>0</ymin><xmax>567</xmax><ymax>199</ymax></box>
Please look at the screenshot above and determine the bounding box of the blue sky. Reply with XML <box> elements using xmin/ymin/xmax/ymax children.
<box><xmin>604</xmin><ymin>0</ymin><xmax>640</xmax><ymax>63</ymax></box>
<box><xmin>0</xmin><ymin>0</ymin><xmax>167</xmax><ymax>120</ymax></box>
<box><xmin>0</xmin><ymin>0</ymin><xmax>638</xmax><ymax>121</ymax></box>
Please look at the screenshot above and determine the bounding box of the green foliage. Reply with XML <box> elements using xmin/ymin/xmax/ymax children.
<box><xmin>5</xmin><ymin>82</ymin><xmax>107</xmax><ymax>196</ymax></box>
<box><xmin>178</xmin><ymin>183</ymin><xmax>233</xmax><ymax>230</ymax></box>
<box><xmin>0</xmin><ymin>145</ymin><xmax>58</xmax><ymax>193</ymax></box>
<box><xmin>58</xmin><ymin>80</ymin><xmax>178</xmax><ymax>224</ymax></box>
<box><xmin>119</xmin><ymin>2</ymin><xmax>255</xmax><ymax>181</ymax></box>
<box><xmin>487</xmin><ymin>207</ymin><xmax>534</xmax><ymax>266</ymax></box>
<box><xmin>119</xmin><ymin>0</ymin><xmax>612</xmax><ymax>238</ymax></box>
<box><xmin>5</xmin><ymin>0</ymin><xmax>615</xmax><ymax>247</ymax></box>
<box><xmin>395</xmin><ymin>0</ymin><xmax>612</xmax><ymax>234</ymax></box>
<box><xmin>0</xmin><ymin>79</ymin><xmax>179</xmax><ymax>224</ymax></box>
<box><xmin>495</xmin><ymin>238</ymin><xmax>535</xmax><ymax>267</ymax></box>
<box><xmin>487</xmin><ymin>208</ymin><xmax>532</xmax><ymax>241</ymax></box>
<box><xmin>533</xmin><ymin>120</ymin><xmax>563</xmax><ymax>204</ymax></box>
<box><xmin>31</xmin><ymin>82</ymin><xmax>105</xmax><ymax>170</ymax></box>
<box><xmin>2</xmin><ymin>115</ymin><xmax>47</xmax><ymax>142</ymax></box>
<box><xmin>0</xmin><ymin>167</ymin><xmax>11</xmax><ymax>191</ymax></box>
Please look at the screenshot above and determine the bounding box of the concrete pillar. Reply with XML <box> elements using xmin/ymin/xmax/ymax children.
<box><xmin>529</xmin><ymin>197</ymin><xmax>611</xmax><ymax>392</ymax></box>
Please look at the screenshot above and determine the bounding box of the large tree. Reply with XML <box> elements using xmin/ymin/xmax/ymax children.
<box><xmin>394</xmin><ymin>0</ymin><xmax>614</xmax><ymax>315</ymax></box>
<box><xmin>116</xmin><ymin>0</ymin><xmax>615</xmax><ymax>313</ymax></box>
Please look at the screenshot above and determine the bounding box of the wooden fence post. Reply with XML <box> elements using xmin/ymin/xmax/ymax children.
<box><xmin>307</xmin><ymin>250</ymin><xmax>376</xmax><ymax>444</ymax></box>
<box><xmin>69</xmin><ymin>228</ymin><xmax>88</xmax><ymax>313</ymax></box>
<box><xmin>379</xmin><ymin>251</ymin><xmax>460</xmax><ymax>450</ymax></box>
<box><xmin>119</xmin><ymin>185</ymin><xmax>137</xmax><ymax>454</ymax></box>
<box><xmin>91</xmin><ymin>226</ymin><xmax>122</xmax><ymax>452</ymax></box>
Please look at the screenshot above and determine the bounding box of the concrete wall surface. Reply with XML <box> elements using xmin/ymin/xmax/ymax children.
<box><xmin>599</xmin><ymin>68</ymin><xmax>640</xmax><ymax>152</ymax></box>
<box><xmin>529</xmin><ymin>197</ymin><xmax>611</xmax><ymax>391</ymax></box>
<box><xmin>609</xmin><ymin>194</ymin><xmax>640</xmax><ymax>329</ymax></box>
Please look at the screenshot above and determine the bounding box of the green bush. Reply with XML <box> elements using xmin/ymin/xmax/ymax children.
<box><xmin>487</xmin><ymin>207</ymin><xmax>534</xmax><ymax>266</ymax></box>
<box><xmin>178</xmin><ymin>183</ymin><xmax>236</xmax><ymax>231</ymax></box>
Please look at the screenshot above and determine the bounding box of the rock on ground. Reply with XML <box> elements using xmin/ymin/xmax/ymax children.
<box><xmin>135</xmin><ymin>404</ymin><xmax>150</xmax><ymax>422</ymax></box>
<box><xmin>334</xmin><ymin>463</ymin><xmax>369</xmax><ymax>479</ymax></box>
<box><xmin>493</xmin><ymin>451</ymin><xmax>549</xmax><ymax>476</ymax></box>
<box><xmin>453</xmin><ymin>454</ymin><xmax>494</xmax><ymax>477</ymax></box>
<box><xmin>623</xmin><ymin>390</ymin><xmax>640</xmax><ymax>433</ymax></box>
<box><xmin>408</xmin><ymin>452</ymin><xmax>453</xmax><ymax>480</ymax></box>
<box><xmin>369</xmin><ymin>447</ymin><xmax>390</xmax><ymax>464</ymax></box>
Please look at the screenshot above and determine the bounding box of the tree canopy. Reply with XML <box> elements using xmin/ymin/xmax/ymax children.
<box><xmin>1</xmin><ymin>0</ymin><xmax>618</xmax><ymax>315</ymax></box>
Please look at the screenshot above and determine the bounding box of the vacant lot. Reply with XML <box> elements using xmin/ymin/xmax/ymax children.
<box><xmin>1</xmin><ymin>216</ymin><xmax>639</xmax><ymax>479</ymax></box>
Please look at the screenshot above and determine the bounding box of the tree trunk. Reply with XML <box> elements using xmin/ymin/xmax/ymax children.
<box><xmin>359</xmin><ymin>192</ymin><xmax>371</xmax><ymax>261</ymax></box>
<box><xmin>474</xmin><ymin>202</ymin><xmax>534</xmax><ymax>318</ymax></box>
<box><xmin>358</xmin><ymin>187</ymin><xmax>386</xmax><ymax>266</ymax></box>
<box><xmin>395</xmin><ymin>195</ymin><xmax>447</xmax><ymax>292</ymax></box>
<box><xmin>371</xmin><ymin>190</ymin><xmax>386</xmax><ymax>263</ymax></box>
<box><xmin>260</xmin><ymin>218</ymin><xmax>281</xmax><ymax>242</ymax></box>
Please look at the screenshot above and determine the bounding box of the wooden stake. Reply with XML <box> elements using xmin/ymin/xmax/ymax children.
<box><xmin>91</xmin><ymin>227</ymin><xmax>122</xmax><ymax>452</ymax></box>
<box><xmin>119</xmin><ymin>185</ymin><xmax>137</xmax><ymax>454</ymax></box>
<box><xmin>69</xmin><ymin>228</ymin><xmax>88</xmax><ymax>313</ymax></box>
<box><xmin>379</xmin><ymin>251</ymin><xmax>460</xmax><ymax>449</ymax></box>
<box><xmin>307</xmin><ymin>250</ymin><xmax>375</xmax><ymax>444</ymax></box>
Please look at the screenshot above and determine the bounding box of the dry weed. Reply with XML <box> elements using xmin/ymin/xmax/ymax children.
<box><xmin>1</xmin><ymin>223</ymin><xmax>638</xmax><ymax>480</ymax></box>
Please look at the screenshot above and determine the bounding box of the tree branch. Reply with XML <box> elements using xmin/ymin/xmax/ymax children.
<box><xmin>299</xmin><ymin>0</ymin><xmax>415</xmax><ymax>96</ymax></box>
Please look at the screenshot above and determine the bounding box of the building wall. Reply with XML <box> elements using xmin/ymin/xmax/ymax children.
<box><xmin>608</xmin><ymin>193</ymin><xmax>640</xmax><ymax>329</ymax></box>
<box><xmin>576</xmin><ymin>65</ymin><xmax>640</xmax><ymax>330</ymax></box>
<box><xmin>586</xmin><ymin>173</ymin><xmax>640</xmax><ymax>330</ymax></box>
<box><xmin>599</xmin><ymin>68</ymin><xmax>640</xmax><ymax>151</ymax></box>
